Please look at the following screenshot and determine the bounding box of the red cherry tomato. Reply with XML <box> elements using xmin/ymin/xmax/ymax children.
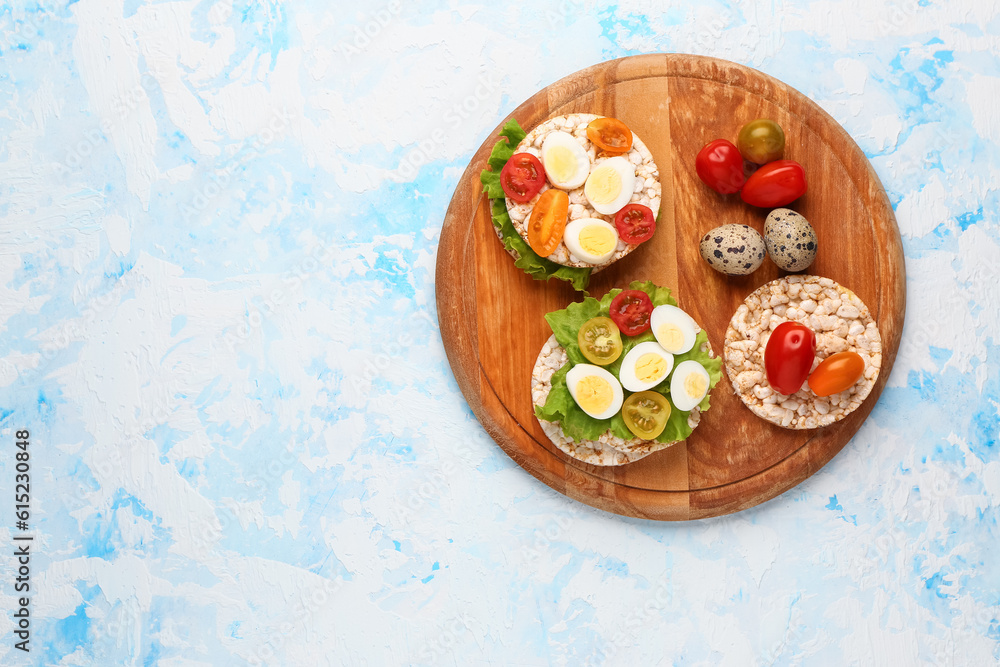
<box><xmin>808</xmin><ymin>351</ymin><xmax>865</xmax><ymax>397</ymax></box>
<box><xmin>740</xmin><ymin>159</ymin><xmax>807</xmax><ymax>207</ymax></box>
<box><xmin>500</xmin><ymin>153</ymin><xmax>546</xmax><ymax>203</ymax></box>
<box><xmin>614</xmin><ymin>204</ymin><xmax>656</xmax><ymax>245</ymax></box>
<box><xmin>695</xmin><ymin>139</ymin><xmax>746</xmax><ymax>195</ymax></box>
<box><xmin>608</xmin><ymin>289</ymin><xmax>654</xmax><ymax>336</ymax></box>
<box><xmin>764</xmin><ymin>321</ymin><xmax>816</xmax><ymax>395</ymax></box>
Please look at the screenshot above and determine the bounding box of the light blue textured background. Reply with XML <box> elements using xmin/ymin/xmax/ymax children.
<box><xmin>0</xmin><ymin>1</ymin><xmax>998</xmax><ymax>665</ymax></box>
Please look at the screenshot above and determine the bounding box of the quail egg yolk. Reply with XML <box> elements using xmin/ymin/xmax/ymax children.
<box><xmin>575</xmin><ymin>375</ymin><xmax>614</xmax><ymax>414</ymax></box>
<box><xmin>684</xmin><ymin>372</ymin><xmax>708</xmax><ymax>398</ymax></box>
<box><xmin>657</xmin><ymin>324</ymin><xmax>685</xmax><ymax>351</ymax></box>
<box><xmin>635</xmin><ymin>353</ymin><xmax>667</xmax><ymax>384</ymax></box>
<box><xmin>584</xmin><ymin>164</ymin><xmax>622</xmax><ymax>205</ymax></box>
<box><xmin>578</xmin><ymin>224</ymin><xmax>616</xmax><ymax>257</ymax></box>
<box><xmin>546</xmin><ymin>146</ymin><xmax>578</xmax><ymax>185</ymax></box>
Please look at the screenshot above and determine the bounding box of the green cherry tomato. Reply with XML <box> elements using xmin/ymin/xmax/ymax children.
<box><xmin>737</xmin><ymin>119</ymin><xmax>785</xmax><ymax>164</ymax></box>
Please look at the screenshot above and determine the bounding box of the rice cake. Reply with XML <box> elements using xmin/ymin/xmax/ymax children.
<box><xmin>504</xmin><ymin>113</ymin><xmax>661</xmax><ymax>271</ymax></box>
<box><xmin>724</xmin><ymin>275</ymin><xmax>882</xmax><ymax>429</ymax></box>
<box><xmin>531</xmin><ymin>335</ymin><xmax>710</xmax><ymax>466</ymax></box>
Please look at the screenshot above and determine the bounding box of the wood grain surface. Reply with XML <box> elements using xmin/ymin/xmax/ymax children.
<box><xmin>435</xmin><ymin>55</ymin><xmax>906</xmax><ymax>521</ymax></box>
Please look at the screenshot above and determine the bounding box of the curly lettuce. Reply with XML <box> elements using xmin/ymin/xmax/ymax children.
<box><xmin>479</xmin><ymin>119</ymin><xmax>591</xmax><ymax>291</ymax></box>
<box><xmin>534</xmin><ymin>281</ymin><xmax>723</xmax><ymax>444</ymax></box>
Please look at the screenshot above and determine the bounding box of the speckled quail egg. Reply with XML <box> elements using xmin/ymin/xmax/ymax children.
<box><xmin>764</xmin><ymin>208</ymin><xmax>818</xmax><ymax>272</ymax></box>
<box><xmin>699</xmin><ymin>224</ymin><xmax>767</xmax><ymax>276</ymax></box>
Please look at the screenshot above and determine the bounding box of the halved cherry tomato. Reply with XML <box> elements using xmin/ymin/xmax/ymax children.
<box><xmin>609</xmin><ymin>289</ymin><xmax>653</xmax><ymax>336</ymax></box>
<box><xmin>526</xmin><ymin>188</ymin><xmax>569</xmax><ymax>257</ymax></box>
<box><xmin>577</xmin><ymin>317</ymin><xmax>623</xmax><ymax>366</ymax></box>
<box><xmin>500</xmin><ymin>153</ymin><xmax>547</xmax><ymax>203</ymax></box>
<box><xmin>586</xmin><ymin>117</ymin><xmax>633</xmax><ymax>155</ymax></box>
<box><xmin>808</xmin><ymin>351</ymin><xmax>865</xmax><ymax>397</ymax></box>
<box><xmin>622</xmin><ymin>391</ymin><xmax>671</xmax><ymax>440</ymax></box>
<box><xmin>740</xmin><ymin>159</ymin><xmax>807</xmax><ymax>207</ymax></box>
<box><xmin>614</xmin><ymin>203</ymin><xmax>656</xmax><ymax>245</ymax></box>
<box><xmin>737</xmin><ymin>119</ymin><xmax>785</xmax><ymax>164</ymax></box>
<box><xmin>764</xmin><ymin>321</ymin><xmax>816</xmax><ymax>395</ymax></box>
<box><xmin>695</xmin><ymin>139</ymin><xmax>747</xmax><ymax>194</ymax></box>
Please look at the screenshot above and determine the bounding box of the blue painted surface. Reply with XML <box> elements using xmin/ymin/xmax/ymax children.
<box><xmin>0</xmin><ymin>0</ymin><xmax>997</xmax><ymax>664</ymax></box>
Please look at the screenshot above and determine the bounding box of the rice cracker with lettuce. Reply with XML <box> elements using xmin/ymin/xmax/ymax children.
<box><xmin>532</xmin><ymin>281</ymin><xmax>722</xmax><ymax>466</ymax></box>
<box><xmin>481</xmin><ymin>117</ymin><xmax>661</xmax><ymax>291</ymax></box>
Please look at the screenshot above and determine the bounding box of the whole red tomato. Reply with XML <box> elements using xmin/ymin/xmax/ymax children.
<box><xmin>740</xmin><ymin>159</ymin><xmax>807</xmax><ymax>207</ymax></box>
<box><xmin>808</xmin><ymin>351</ymin><xmax>865</xmax><ymax>397</ymax></box>
<box><xmin>695</xmin><ymin>139</ymin><xmax>746</xmax><ymax>194</ymax></box>
<box><xmin>764</xmin><ymin>321</ymin><xmax>816</xmax><ymax>395</ymax></box>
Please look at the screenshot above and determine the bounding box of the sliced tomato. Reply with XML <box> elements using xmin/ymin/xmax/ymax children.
<box><xmin>586</xmin><ymin>117</ymin><xmax>633</xmax><ymax>155</ymax></box>
<box><xmin>526</xmin><ymin>189</ymin><xmax>569</xmax><ymax>257</ymax></box>
<box><xmin>609</xmin><ymin>289</ymin><xmax>653</xmax><ymax>336</ymax></box>
<box><xmin>500</xmin><ymin>153</ymin><xmax>546</xmax><ymax>203</ymax></box>
<box><xmin>577</xmin><ymin>317</ymin><xmax>623</xmax><ymax>366</ymax></box>
<box><xmin>614</xmin><ymin>204</ymin><xmax>656</xmax><ymax>245</ymax></box>
<box><xmin>622</xmin><ymin>391</ymin><xmax>671</xmax><ymax>440</ymax></box>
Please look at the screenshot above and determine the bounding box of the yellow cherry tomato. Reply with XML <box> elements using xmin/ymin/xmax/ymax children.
<box><xmin>577</xmin><ymin>317</ymin><xmax>623</xmax><ymax>366</ymax></box>
<box><xmin>622</xmin><ymin>390</ymin><xmax>671</xmax><ymax>440</ymax></box>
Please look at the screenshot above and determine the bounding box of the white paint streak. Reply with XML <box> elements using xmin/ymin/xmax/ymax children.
<box><xmin>72</xmin><ymin>0</ymin><xmax>159</xmax><ymax>208</ymax></box>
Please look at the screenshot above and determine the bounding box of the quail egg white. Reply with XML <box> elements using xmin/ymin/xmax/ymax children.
<box><xmin>670</xmin><ymin>360</ymin><xmax>710</xmax><ymax>412</ymax></box>
<box><xmin>618</xmin><ymin>341</ymin><xmax>674</xmax><ymax>392</ymax></box>
<box><xmin>650</xmin><ymin>305</ymin><xmax>697</xmax><ymax>355</ymax></box>
<box><xmin>565</xmin><ymin>364</ymin><xmax>624</xmax><ymax>420</ymax></box>
<box><xmin>541</xmin><ymin>131</ymin><xmax>591</xmax><ymax>190</ymax></box>
<box><xmin>563</xmin><ymin>218</ymin><xmax>619</xmax><ymax>264</ymax></box>
<box><xmin>584</xmin><ymin>156</ymin><xmax>635</xmax><ymax>215</ymax></box>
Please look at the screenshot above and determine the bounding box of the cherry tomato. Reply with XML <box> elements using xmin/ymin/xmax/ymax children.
<box><xmin>500</xmin><ymin>153</ymin><xmax>547</xmax><ymax>203</ymax></box>
<box><xmin>695</xmin><ymin>139</ymin><xmax>746</xmax><ymax>195</ymax></box>
<box><xmin>737</xmin><ymin>119</ymin><xmax>785</xmax><ymax>164</ymax></box>
<box><xmin>740</xmin><ymin>159</ymin><xmax>807</xmax><ymax>207</ymax></box>
<box><xmin>587</xmin><ymin>117</ymin><xmax>633</xmax><ymax>155</ymax></box>
<box><xmin>614</xmin><ymin>204</ymin><xmax>656</xmax><ymax>245</ymax></box>
<box><xmin>609</xmin><ymin>289</ymin><xmax>654</xmax><ymax>336</ymax></box>
<box><xmin>578</xmin><ymin>317</ymin><xmax>623</xmax><ymax>366</ymax></box>
<box><xmin>808</xmin><ymin>351</ymin><xmax>865</xmax><ymax>397</ymax></box>
<box><xmin>764</xmin><ymin>321</ymin><xmax>816</xmax><ymax>395</ymax></box>
<box><xmin>622</xmin><ymin>391</ymin><xmax>671</xmax><ymax>440</ymax></box>
<box><xmin>526</xmin><ymin>188</ymin><xmax>569</xmax><ymax>257</ymax></box>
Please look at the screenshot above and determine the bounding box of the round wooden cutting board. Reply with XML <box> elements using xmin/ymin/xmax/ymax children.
<box><xmin>435</xmin><ymin>55</ymin><xmax>905</xmax><ymax>521</ymax></box>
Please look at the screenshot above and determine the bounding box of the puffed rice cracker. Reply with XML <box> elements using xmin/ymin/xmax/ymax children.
<box><xmin>723</xmin><ymin>275</ymin><xmax>882</xmax><ymax>429</ymax></box>
<box><xmin>501</xmin><ymin>113</ymin><xmax>661</xmax><ymax>272</ymax></box>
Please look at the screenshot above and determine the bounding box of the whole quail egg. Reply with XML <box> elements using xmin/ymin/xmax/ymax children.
<box><xmin>699</xmin><ymin>224</ymin><xmax>766</xmax><ymax>276</ymax></box>
<box><xmin>764</xmin><ymin>208</ymin><xmax>818</xmax><ymax>272</ymax></box>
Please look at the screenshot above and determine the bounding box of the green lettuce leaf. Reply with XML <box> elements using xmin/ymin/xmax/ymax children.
<box><xmin>535</xmin><ymin>281</ymin><xmax>723</xmax><ymax>444</ymax></box>
<box><xmin>479</xmin><ymin>120</ymin><xmax>591</xmax><ymax>291</ymax></box>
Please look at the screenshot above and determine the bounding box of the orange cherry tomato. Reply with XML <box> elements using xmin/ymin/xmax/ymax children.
<box><xmin>586</xmin><ymin>117</ymin><xmax>633</xmax><ymax>155</ymax></box>
<box><xmin>527</xmin><ymin>188</ymin><xmax>569</xmax><ymax>257</ymax></box>
<box><xmin>808</xmin><ymin>351</ymin><xmax>865</xmax><ymax>397</ymax></box>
